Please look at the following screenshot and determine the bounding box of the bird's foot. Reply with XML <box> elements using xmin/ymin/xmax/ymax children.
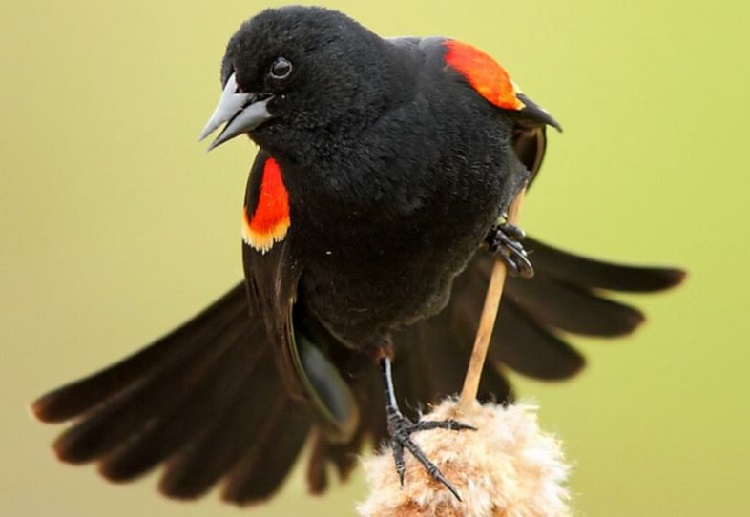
<box><xmin>485</xmin><ymin>222</ymin><xmax>534</xmax><ymax>278</ymax></box>
<box><xmin>387</xmin><ymin>408</ymin><xmax>475</xmax><ymax>501</ymax></box>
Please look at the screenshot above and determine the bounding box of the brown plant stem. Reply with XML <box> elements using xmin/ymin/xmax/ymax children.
<box><xmin>459</xmin><ymin>188</ymin><xmax>527</xmax><ymax>409</ymax></box>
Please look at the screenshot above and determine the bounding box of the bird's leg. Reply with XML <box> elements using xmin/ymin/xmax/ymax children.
<box><xmin>485</xmin><ymin>221</ymin><xmax>534</xmax><ymax>278</ymax></box>
<box><xmin>380</xmin><ymin>357</ymin><xmax>475</xmax><ymax>501</ymax></box>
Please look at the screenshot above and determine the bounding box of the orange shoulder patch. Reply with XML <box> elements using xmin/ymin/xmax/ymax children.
<box><xmin>242</xmin><ymin>157</ymin><xmax>290</xmax><ymax>254</ymax></box>
<box><xmin>444</xmin><ymin>39</ymin><xmax>525</xmax><ymax>111</ymax></box>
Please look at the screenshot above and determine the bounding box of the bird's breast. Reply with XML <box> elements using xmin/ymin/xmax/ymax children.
<box><xmin>290</xmin><ymin>176</ymin><xmax>499</xmax><ymax>349</ymax></box>
<box><xmin>278</xmin><ymin>109</ymin><xmax>510</xmax><ymax>347</ymax></box>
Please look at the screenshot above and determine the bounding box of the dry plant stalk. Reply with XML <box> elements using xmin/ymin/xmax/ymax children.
<box><xmin>459</xmin><ymin>188</ymin><xmax>527</xmax><ymax>408</ymax></box>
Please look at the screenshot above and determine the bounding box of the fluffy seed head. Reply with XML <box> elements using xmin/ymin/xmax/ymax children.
<box><xmin>358</xmin><ymin>400</ymin><xmax>571</xmax><ymax>517</ymax></box>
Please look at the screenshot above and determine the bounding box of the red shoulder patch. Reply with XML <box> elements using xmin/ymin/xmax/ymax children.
<box><xmin>242</xmin><ymin>157</ymin><xmax>290</xmax><ymax>254</ymax></box>
<box><xmin>444</xmin><ymin>39</ymin><xmax>525</xmax><ymax>111</ymax></box>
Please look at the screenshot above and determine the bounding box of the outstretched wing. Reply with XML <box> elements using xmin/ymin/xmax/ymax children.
<box><xmin>390</xmin><ymin>242</ymin><xmax>685</xmax><ymax>410</ymax></box>
<box><xmin>32</xmin><ymin>282</ymin><xmax>318</xmax><ymax>504</ymax></box>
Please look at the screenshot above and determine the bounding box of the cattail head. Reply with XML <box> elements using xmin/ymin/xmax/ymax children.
<box><xmin>357</xmin><ymin>399</ymin><xmax>571</xmax><ymax>517</ymax></box>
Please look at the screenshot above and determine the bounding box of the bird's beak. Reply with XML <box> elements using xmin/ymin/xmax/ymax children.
<box><xmin>198</xmin><ymin>73</ymin><xmax>274</xmax><ymax>151</ymax></box>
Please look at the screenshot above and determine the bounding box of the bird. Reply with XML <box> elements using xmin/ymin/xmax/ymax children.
<box><xmin>32</xmin><ymin>5</ymin><xmax>685</xmax><ymax>506</ymax></box>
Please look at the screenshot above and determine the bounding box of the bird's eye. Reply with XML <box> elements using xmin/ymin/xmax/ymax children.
<box><xmin>269</xmin><ymin>57</ymin><xmax>293</xmax><ymax>80</ymax></box>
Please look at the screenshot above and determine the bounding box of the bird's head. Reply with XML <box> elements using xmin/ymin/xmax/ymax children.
<box><xmin>198</xmin><ymin>7</ymin><xmax>403</xmax><ymax>155</ymax></box>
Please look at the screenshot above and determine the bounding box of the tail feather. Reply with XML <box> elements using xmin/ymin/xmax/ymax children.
<box><xmin>491</xmin><ymin>302</ymin><xmax>585</xmax><ymax>380</ymax></box>
<box><xmin>412</xmin><ymin>318</ymin><xmax>475</xmax><ymax>401</ymax></box>
<box><xmin>392</xmin><ymin>334</ymin><xmax>431</xmax><ymax>415</ymax></box>
<box><xmin>99</xmin><ymin>321</ymin><xmax>266</xmax><ymax>482</ymax></box>
<box><xmin>306</xmin><ymin>433</ymin><xmax>331</xmax><ymax>495</ymax></box>
<box><xmin>51</xmin><ymin>307</ymin><xmax>248</xmax><ymax>465</ymax></box>
<box><xmin>506</xmin><ymin>274</ymin><xmax>645</xmax><ymax>336</ymax></box>
<box><xmin>525</xmin><ymin>237</ymin><xmax>686</xmax><ymax>292</ymax></box>
<box><xmin>32</xmin><ymin>284</ymin><xmax>248</xmax><ymax>424</ymax></box>
<box><xmin>306</xmin><ymin>358</ymin><xmax>386</xmax><ymax>494</ymax></box>
<box><xmin>158</xmin><ymin>358</ymin><xmax>284</xmax><ymax>500</ymax></box>
<box><xmin>306</xmin><ymin>412</ymin><xmax>371</xmax><ymax>495</ymax></box>
<box><xmin>478</xmin><ymin>367</ymin><xmax>514</xmax><ymax>404</ymax></box>
<box><xmin>222</xmin><ymin>396</ymin><xmax>312</xmax><ymax>505</ymax></box>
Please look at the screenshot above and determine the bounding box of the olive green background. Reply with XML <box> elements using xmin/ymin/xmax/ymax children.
<box><xmin>2</xmin><ymin>1</ymin><xmax>747</xmax><ymax>515</ymax></box>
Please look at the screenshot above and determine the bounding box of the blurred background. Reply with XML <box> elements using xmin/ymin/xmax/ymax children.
<box><xmin>2</xmin><ymin>0</ymin><xmax>747</xmax><ymax>515</ymax></box>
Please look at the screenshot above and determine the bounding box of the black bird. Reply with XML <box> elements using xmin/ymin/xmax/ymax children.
<box><xmin>32</xmin><ymin>6</ymin><xmax>684</xmax><ymax>506</ymax></box>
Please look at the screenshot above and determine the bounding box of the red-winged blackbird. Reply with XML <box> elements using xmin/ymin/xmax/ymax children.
<box><xmin>32</xmin><ymin>6</ymin><xmax>684</xmax><ymax>506</ymax></box>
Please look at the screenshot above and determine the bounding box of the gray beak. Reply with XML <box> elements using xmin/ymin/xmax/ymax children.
<box><xmin>198</xmin><ymin>73</ymin><xmax>274</xmax><ymax>151</ymax></box>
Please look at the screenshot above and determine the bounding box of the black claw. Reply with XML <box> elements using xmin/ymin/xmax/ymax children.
<box><xmin>387</xmin><ymin>410</ymin><xmax>474</xmax><ymax>501</ymax></box>
<box><xmin>485</xmin><ymin>222</ymin><xmax>534</xmax><ymax>278</ymax></box>
<box><xmin>402</xmin><ymin>434</ymin><xmax>463</xmax><ymax>501</ymax></box>
<box><xmin>380</xmin><ymin>358</ymin><xmax>472</xmax><ymax>501</ymax></box>
<box><xmin>392</xmin><ymin>440</ymin><xmax>406</xmax><ymax>486</ymax></box>
<box><xmin>412</xmin><ymin>419</ymin><xmax>476</xmax><ymax>433</ymax></box>
<box><xmin>500</xmin><ymin>222</ymin><xmax>526</xmax><ymax>241</ymax></box>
